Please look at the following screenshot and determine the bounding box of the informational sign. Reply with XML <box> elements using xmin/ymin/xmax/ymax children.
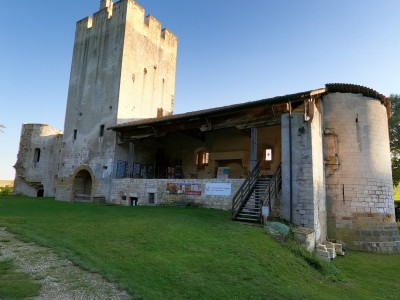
<box><xmin>166</xmin><ymin>183</ymin><xmax>202</xmax><ymax>195</ymax></box>
<box><xmin>217</xmin><ymin>167</ymin><xmax>230</xmax><ymax>179</ymax></box>
<box><xmin>205</xmin><ymin>183</ymin><xmax>232</xmax><ymax>196</ymax></box>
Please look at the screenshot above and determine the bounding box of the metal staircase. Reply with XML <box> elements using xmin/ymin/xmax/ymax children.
<box><xmin>232</xmin><ymin>163</ymin><xmax>282</xmax><ymax>224</ymax></box>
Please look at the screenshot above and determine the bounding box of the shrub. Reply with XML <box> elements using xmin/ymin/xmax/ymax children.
<box><xmin>0</xmin><ymin>186</ymin><xmax>13</xmax><ymax>196</ymax></box>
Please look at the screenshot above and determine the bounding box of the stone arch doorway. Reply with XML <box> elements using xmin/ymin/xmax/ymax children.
<box><xmin>73</xmin><ymin>170</ymin><xmax>92</xmax><ymax>201</ymax></box>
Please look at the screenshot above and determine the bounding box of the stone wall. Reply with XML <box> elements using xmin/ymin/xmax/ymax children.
<box><xmin>13</xmin><ymin>124</ymin><xmax>63</xmax><ymax>197</ymax></box>
<box><xmin>324</xmin><ymin>93</ymin><xmax>399</xmax><ymax>253</ymax></box>
<box><xmin>111</xmin><ymin>178</ymin><xmax>245</xmax><ymax>210</ymax></box>
<box><xmin>56</xmin><ymin>0</ymin><xmax>177</xmax><ymax>202</ymax></box>
<box><xmin>281</xmin><ymin>100</ymin><xmax>326</xmax><ymax>244</ymax></box>
<box><xmin>119</xmin><ymin>0</ymin><xmax>177</xmax><ymax>122</ymax></box>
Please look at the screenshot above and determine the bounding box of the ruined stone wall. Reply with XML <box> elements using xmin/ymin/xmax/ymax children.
<box><xmin>57</xmin><ymin>0</ymin><xmax>177</xmax><ymax>201</ymax></box>
<box><xmin>281</xmin><ymin>101</ymin><xmax>326</xmax><ymax>243</ymax></box>
<box><xmin>324</xmin><ymin>93</ymin><xmax>399</xmax><ymax>253</ymax></box>
<box><xmin>13</xmin><ymin>124</ymin><xmax>63</xmax><ymax>197</ymax></box>
<box><xmin>111</xmin><ymin>178</ymin><xmax>244</xmax><ymax>210</ymax></box>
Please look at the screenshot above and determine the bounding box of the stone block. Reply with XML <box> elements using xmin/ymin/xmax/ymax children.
<box><xmin>293</xmin><ymin>227</ymin><xmax>316</xmax><ymax>252</ymax></box>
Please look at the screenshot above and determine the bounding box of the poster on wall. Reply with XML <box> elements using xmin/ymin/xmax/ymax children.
<box><xmin>205</xmin><ymin>183</ymin><xmax>232</xmax><ymax>196</ymax></box>
<box><xmin>217</xmin><ymin>167</ymin><xmax>230</xmax><ymax>179</ymax></box>
<box><xmin>166</xmin><ymin>183</ymin><xmax>202</xmax><ymax>195</ymax></box>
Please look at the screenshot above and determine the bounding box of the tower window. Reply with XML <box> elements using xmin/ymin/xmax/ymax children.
<box><xmin>100</xmin><ymin>125</ymin><xmax>105</xmax><ymax>137</ymax></box>
<box><xmin>73</xmin><ymin>129</ymin><xmax>77</xmax><ymax>140</ymax></box>
<box><xmin>33</xmin><ymin>148</ymin><xmax>41</xmax><ymax>163</ymax></box>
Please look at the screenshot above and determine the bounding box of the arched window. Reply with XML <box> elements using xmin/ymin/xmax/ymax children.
<box><xmin>195</xmin><ymin>149</ymin><xmax>209</xmax><ymax>166</ymax></box>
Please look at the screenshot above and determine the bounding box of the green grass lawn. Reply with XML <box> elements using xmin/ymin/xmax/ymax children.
<box><xmin>0</xmin><ymin>259</ymin><xmax>41</xmax><ymax>298</ymax></box>
<box><xmin>0</xmin><ymin>196</ymin><xmax>399</xmax><ymax>299</ymax></box>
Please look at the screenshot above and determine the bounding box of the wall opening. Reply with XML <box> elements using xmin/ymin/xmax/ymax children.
<box><xmin>148</xmin><ymin>193</ymin><xmax>155</xmax><ymax>204</ymax></box>
<box><xmin>100</xmin><ymin>124</ymin><xmax>105</xmax><ymax>137</ymax></box>
<box><xmin>73</xmin><ymin>170</ymin><xmax>92</xmax><ymax>201</ymax></box>
<box><xmin>130</xmin><ymin>197</ymin><xmax>138</xmax><ymax>206</ymax></box>
<box><xmin>37</xmin><ymin>189</ymin><xmax>44</xmax><ymax>197</ymax></box>
<box><xmin>265</xmin><ymin>148</ymin><xmax>273</xmax><ymax>161</ymax></box>
<box><xmin>216</xmin><ymin>159</ymin><xmax>243</xmax><ymax>178</ymax></box>
<box><xmin>195</xmin><ymin>148</ymin><xmax>209</xmax><ymax>167</ymax></box>
<box><xmin>33</xmin><ymin>148</ymin><xmax>41</xmax><ymax>163</ymax></box>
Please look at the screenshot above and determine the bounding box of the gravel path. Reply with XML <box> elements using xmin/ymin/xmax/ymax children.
<box><xmin>0</xmin><ymin>227</ymin><xmax>131</xmax><ymax>299</ymax></box>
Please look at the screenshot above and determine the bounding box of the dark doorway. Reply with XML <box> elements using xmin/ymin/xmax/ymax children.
<box><xmin>37</xmin><ymin>189</ymin><xmax>44</xmax><ymax>197</ymax></box>
<box><xmin>155</xmin><ymin>148</ymin><xmax>169</xmax><ymax>178</ymax></box>
<box><xmin>130</xmin><ymin>197</ymin><xmax>138</xmax><ymax>206</ymax></box>
<box><xmin>148</xmin><ymin>193</ymin><xmax>155</xmax><ymax>204</ymax></box>
<box><xmin>73</xmin><ymin>170</ymin><xmax>92</xmax><ymax>201</ymax></box>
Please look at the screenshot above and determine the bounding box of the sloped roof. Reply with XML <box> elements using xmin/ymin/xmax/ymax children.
<box><xmin>109</xmin><ymin>88</ymin><xmax>320</xmax><ymax>132</ymax></box>
<box><xmin>109</xmin><ymin>83</ymin><xmax>389</xmax><ymax>135</ymax></box>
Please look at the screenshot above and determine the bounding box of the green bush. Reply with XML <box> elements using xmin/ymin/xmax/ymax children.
<box><xmin>0</xmin><ymin>186</ymin><xmax>12</xmax><ymax>196</ymax></box>
<box><xmin>395</xmin><ymin>200</ymin><xmax>400</xmax><ymax>219</ymax></box>
<box><xmin>395</xmin><ymin>200</ymin><xmax>400</xmax><ymax>230</ymax></box>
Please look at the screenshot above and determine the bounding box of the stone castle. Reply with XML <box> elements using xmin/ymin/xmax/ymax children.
<box><xmin>14</xmin><ymin>0</ymin><xmax>399</xmax><ymax>253</ymax></box>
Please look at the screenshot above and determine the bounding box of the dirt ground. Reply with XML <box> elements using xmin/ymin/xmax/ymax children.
<box><xmin>0</xmin><ymin>227</ymin><xmax>131</xmax><ymax>299</ymax></box>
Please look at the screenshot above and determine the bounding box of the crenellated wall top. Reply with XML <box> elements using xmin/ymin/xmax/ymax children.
<box><xmin>75</xmin><ymin>0</ymin><xmax>177</xmax><ymax>45</ymax></box>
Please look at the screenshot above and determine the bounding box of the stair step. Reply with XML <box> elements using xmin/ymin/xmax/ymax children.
<box><xmin>234</xmin><ymin>217</ymin><xmax>261</xmax><ymax>222</ymax></box>
<box><xmin>238</xmin><ymin>212</ymin><xmax>260</xmax><ymax>217</ymax></box>
<box><xmin>235</xmin><ymin>221</ymin><xmax>263</xmax><ymax>227</ymax></box>
<box><xmin>245</xmin><ymin>201</ymin><xmax>262</xmax><ymax>205</ymax></box>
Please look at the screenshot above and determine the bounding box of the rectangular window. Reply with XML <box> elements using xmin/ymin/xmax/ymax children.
<box><xmin>73</xmin><ymin>129</ymin><xmax>77</xmax><ymax>140</ymax></box>
<box><xmin>100</xmin><ymin>125</ymin><xmax>105</xmax><ymax>137</ymax></box>
<box><xmin>33</xmin><ymin>148</ymin><xmax>41</xmax><ymax>163</ymax></box>
<box><xmin>265</xmin><ymin>149</ymin><xmax>272</xmax><ymax>161</ymax></box>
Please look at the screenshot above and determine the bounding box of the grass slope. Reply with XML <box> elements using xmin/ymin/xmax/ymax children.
<box><xmin>0</xmin><ymin>196</ymin><xmax>399</xmax><ymax>299</ymax></box>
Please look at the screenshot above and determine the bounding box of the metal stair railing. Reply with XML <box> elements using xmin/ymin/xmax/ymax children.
<box><xmin>232</xmin><ymin>161</ymin><xmax>260</xmax><ymax>220</ymax></box>
<box><xmin>260</xmin><ymin>163</ymin><xmax>282</xmax><ymax>215</ymax></box>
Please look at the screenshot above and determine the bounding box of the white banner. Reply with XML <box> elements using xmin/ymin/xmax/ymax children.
<box><xmin>205</xmin><ymin>183</ymin><xmax>232</xmax><ymax>196</ymax></box>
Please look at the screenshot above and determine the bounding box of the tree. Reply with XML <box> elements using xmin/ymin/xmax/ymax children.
<box><xmin>389</xmin><ymin>94</ymin><xmax>400</xmax><ymax>187</ymax></box>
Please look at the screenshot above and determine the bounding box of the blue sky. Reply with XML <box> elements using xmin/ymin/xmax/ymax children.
<box><xmin>0</xmin><ymin>0</ymin><xmax>399</xmax><ymax>179</ymax></box>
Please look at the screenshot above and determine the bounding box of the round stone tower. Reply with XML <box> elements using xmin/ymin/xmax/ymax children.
<box><xmin>323</xmin><ymin>84</ymin><xmax>399</xmax><ymax>253</ymax></box>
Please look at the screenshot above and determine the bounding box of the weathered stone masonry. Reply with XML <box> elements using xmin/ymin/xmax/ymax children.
<box><xmin>14</xmin><ymin>124</ymin><xmax>62</xmax><ymax>197</ymax></box>
<box><xmin>13</xmin><ymin>1</ymin><xmax>399</xmax><ymax>253</ymax></box>
<box><xmin>324</xmin><ymin>93</ymin><xmax>399</xmax><ymax>253</ymax></box>
<box><xmin>111</xmin><ymin>179</ymin><xmax>244</xmax><ymax>210</ymax></box>
<box><xmin>55</xmin><ymin>0</ymin><xmax>177</xmax><ymax>202</ymax></box>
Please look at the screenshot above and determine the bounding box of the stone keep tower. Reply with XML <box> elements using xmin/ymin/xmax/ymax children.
<box><xmin>56</xmin><ymin>0</ymin><xmax>177</xmax><ymax>201</ymax></box>
<box><xmin>323</xmin><ymin>86</ymin><xmax>400</xmax><ymax>253</ymax></box>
